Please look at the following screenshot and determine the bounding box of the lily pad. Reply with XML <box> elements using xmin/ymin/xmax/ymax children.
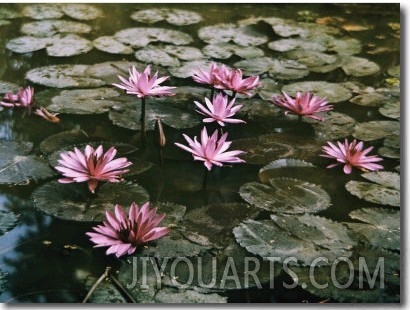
<box><xmin>349</xmin><ymin>93</ymin><xmax>390</xmax><ymax>107</ymax></box>
<box><xmin>32</xmin><ymin>181</ymin><xmax>149</xmax><ymax>222</ymax></box>
<box><xmin>387</xmin><ymin>65</ymin><xmax>400</xmax><ymax>78</ymax></box>
<box><xmin>114</xmin><ymin>27</ymin><xmax>193</xmax><ymax>48</ymax></box>
<box><xmin>0</xmin><ymin>209</ymin><xmax>19</xmax><ymax>236</ymax></box>
<box><xmin>93</xmin><ymin>36</ymin><xmax>134</xmax><ymax>55</ymax></box>
<box><xmin>342</xmin><ymin>56</ymin><xmax>380</xmax><ymax>77</ymax></box>
<box><xmin>256</xmin><ymin>78</ymin><xmax>282</xmax><ymax>101</ymax></box>
<box><xmin>328</xmin><ymin>37</ymin><xmax>362</xmax><ymax>55</ymax></box>
<box><xmin>199</xmin><ymin>24</ymin><xmax>268</xmax><ymax>46</ymax></box>
<box><xmin>0</xmin><ymin>141</ymin><xmax>55</xmax><ymax>185</ymax></box>
<box><xmin>0</xmin><ymin>269</ymin><xmax>8</xmax><ymax>295</ymax></box>
<box><xmin>378</xmin><ymin>146</ymin><xmax>400</xmax><ymax>159</ymax></box>
<box><xmin>236</xmin><ymin>97</ymin><xmax>281</xmax><ymax>120</ymax></box>
<box><xmin>22</xmin><ymin>4</ymin><xmax>64</xmax><ymax>20</ymax></box>
<box><xmin>268</xmin><ymin>38</ymin><xmax>326</xmax><ymax>52</ymax></box>
<box><xmin>346</xmin><ymin>207</ymin><xmax>400</xmax><ymax>251</ymax></box>
<box><xmin>239</xmin><ymin>178</ymin><xmax>331</xmax><ymax>214</ymax></box>
<box><xmin>6</xmin><ymin>36</ymin><xmax>51</xmax><ymax>54</ymax></box>
<box><xmin>203</xmin><ymin>43</ymin><xmax>264</xmax><ymax>59</ymax></box>
<box><xmin>21</xmin><ymin>20</ymin><xmax>92</xmax><ymax>37</ymax></box>
<box><xmin>345</xmin><ymin>172</ymin><xmax>400</xmax><ymax>207</ymax></box>
<box><xmin>268</xmin><ymin>59</ymin><xmax>309</xmax><ymax>80</ymax></box>
<box><xmin>379</xmin><ymin>101</ymin><xmax>400</xmax><ymax>119</ymax></box>
<box><xmin>234</xmin><ymin>57</ymin><xmax>278</xmax><ymax>76</ymax></box>
<box><xmin>46</xmin><ymin>88</ymin><xmax>121</xmax><ymax>114</ymax></box>
<box><xmin>131</xmin><ymin>8</ymin><xmax>202</xmax><ymax>26</ymax></box>
<box><xmin>61</xmin><ymin>4</ymin><xmax>104</xmax><ymax>20</ymax></box>
<box><xmin>352</xmin><ymin>120</ymin><xmax>400</xmax><ymax>141</ymax></box>
<box><xmin>258</xmin><ymin>159</ymin><xmax>316</xmax><ymax>184</ymax></box>
<box><xmin>46</xmin><ymin>34</ymin><xmax>93</xmax><ymax>57</ymax></box>
<box><xmin>135</xmin><ymin>47</ymin><xmax>180</xmax><ymax>67</ymax></box>
<box><xmin>233</xmin><ymin>213</ymin><xmax>356</xmax><ymax>266</ymax></box>
<box><xmin>181</xmin><ymin>203</ymin><xmax>259</xmax><ymax>248</ymax></box>
<box><xmin>26</xmin><ymin>64</ymin><xmax>106</xmax><ymax>88</ymax></box>
<box><xmin>282</xmin><ymin>81</ymin><xmax>352</xmax><ymax>103</ymax></box>
<box><xmin>259</xmin><ymin>158</ymin><xmax>315</xmax><ymax>173</ymax></box>
<box><xmin>0</xmin><ymin>81</ymin><xmax>21</xmax><ymax>94</ymax></box>
<box><xmin>39</xmin><ymin>128</ymin><xmax>90</xmax><ymax>155</ymax></box>
<box><xmin>286</xmin><ymin>49</ymin><xmax>339</xmax><ymax>69</ymax></box>
<box><xmin>109</xmin><ymin>100</ymin><xmax>201</xmax><ymax>131</ymax></box>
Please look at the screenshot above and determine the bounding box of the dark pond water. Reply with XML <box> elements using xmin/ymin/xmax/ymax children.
<box><xmin>0</xmin><ymin>3</ymin><xmax>400</xmax><ymax>303</ymax></box>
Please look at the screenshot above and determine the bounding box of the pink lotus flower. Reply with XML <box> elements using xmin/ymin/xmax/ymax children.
<box><xmin>321</xmin><ymin>139</ymin><xmax>384</xmax><ymax>174</ymax></box>
<box><xmin>214</xmin><ymin>68</ymin><xmax>260</xmax><ymax>96</ymax></box>
<box><xmin>174</xmin><ymin>126</ymin><xmax>245</xmax><ymax>171</ymax></box>
<box><xmin>86</xmin><ymin>202</ymin><xmax>170</xmax><ymax>258</ymax></box>
<box><xmin>271</xmin><ymin>91</ymin><xmax>333</xmax><ymax>121</ymax></box>
<box><xmin>34</xmin><ymin>106</ymin><xmax>60</xmax><ymax>123</ymax></box>
<box><xmin>0</xmin><ymin>86</ymin><xmax>35</xmax><ymax>109</ymax></box>
<box><xmin>191</xmin><ymin>62</ymin><xmax>229</xmax><ymax>88</ymax></box>
<box><xmin>112</xmin><ymin>65</ymin><xmax>175</xmax><ymax>98</ymax></box>
<box><xmin>194</xmin><ymin>93</ymin><xmax>245</xmax><ymax>126</ymax></box>
<box><xmin>55</xmin><ymin>145</ymin><xmax>132</xmax><ymax>193</ymax></box>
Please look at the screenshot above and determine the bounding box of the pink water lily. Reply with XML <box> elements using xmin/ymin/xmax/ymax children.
<box><xmin>175</xmin><ymin>126</ymin><xmax>245</xmax><ymax>171</ymax></box>
<box><xmin>0</xmin><ymin>86</ymin><xmax>35</xmax><ymax>109</ymax></box>
<box><xmin>191</xmin><ymin>62</ymin><xmax>229</xmax><ymax>88</ymax></box>
<box><xmin>321</xmin><ymin>139</ymin><xmax>383</xmax><ymax>174</ymax></box>
<box><xmin>194</xmin><ymin>93</ymin><xmax>245</xmax><ymax>126</ymax></box>
<box><xmin>87</xmin><ymin>202</ymin><xmax>170</xmax><ymax>258</ymax></box>
<box><xmin>271</xmin><ymin>91</ymin><xmax>333</xmax><ymax>121</ymax></box>
<box><xmin>214</xmin><ymin>68</ymin><xmax>260</xmax><ymax>96</ymax></box>
<box><xmin>112</xmin><ymin>65</ymin><xmax>175</xmax><ymax>98</ymax></box>
<box><xmin>55</xmin><ymin>145</ymin><xmax>132</xmax><ymax>193</ymax></box>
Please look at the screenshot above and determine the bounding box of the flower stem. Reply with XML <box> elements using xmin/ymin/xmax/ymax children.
<box><xmin>140</xmin><ymin>97</ymin><xmax>146</xmax><ymax>145</ymax></box>
<box><xmin>82</xmin><ymin>267</ymin><xmax>110</xmax><ymax>303</ymax></box>
<box><xmin>202</xmin><ymin>168</ymin><xmax>208</xmax><ymax>190</ymax></box>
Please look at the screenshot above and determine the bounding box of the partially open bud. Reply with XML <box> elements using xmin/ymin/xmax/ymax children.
<box><xmin>155</xmin><ymin>118</ymin><xmax>166</xmax><ymax>148</ymax></box>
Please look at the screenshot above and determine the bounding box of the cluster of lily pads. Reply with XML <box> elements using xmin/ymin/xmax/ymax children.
<box><xmin>0</xmin><ymin>3</ymin><xmax>400</xmax><ymax>303</ymax></box>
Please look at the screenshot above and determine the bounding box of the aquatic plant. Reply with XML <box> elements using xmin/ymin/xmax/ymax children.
<box><xmin>34</xmin><ymin>106</ymin><xmax>61</xmax><ymax>123</ymax></box>
<box><xmin>0</xmin><ymin>86</ymin><xmax>35</xmax><ymax>110</ymax></box>
<box><xmin>214</xmin><ymin>67</ymin><xmax>260</xmax><ymax>97</ymax></box>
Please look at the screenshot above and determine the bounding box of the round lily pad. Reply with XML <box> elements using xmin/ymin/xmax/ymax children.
<box><xmin>268</xmin><ymin>59</ymin><xmax>309</xmax><ymax>80</ymax></box>
<box><xmin>32</xmin><ymin>180</ymin><xmax>150</xmax><ymax>222</ymax></box>
<box><xmin>0</xmin><ymin>209</ymin><xmax>19</xmax><ymax>236</ymax></box>
<box><xmin>39</xmin><ymin>128</ymin><xmax>90</xmax><ymax>155</ymax></box>
<box><xmin>46</xmin><ymin>34</ymin><xmax>93</xmax><ymax>57</ymax></box>
<box><xmin>342</xmin><ymin>56</ymin><xmax>380</xmax><ymax>77</ymax></box>
<box><xmin>328</xmin><ymin>37</ymin><xmax>362</xmax><ymax>55</ymax></box>
<box><xmin>203</xmin><ymin>43</ymin><xmax>263</xmax><ymax>59</ymax></box>
<box><xmin>258</xmin><ymin>159</ymin><xmax>316</xmax><ymax>184</ymax></box>
<box><xmin>387</xmin><ymin>65</ymin><xmax>400</xmax><ymax>78</ymax></box>
<box><xmin>0</xmin><ymin>81</ymin><xmax>20</xmax><ymax>94</ymax></box>
<box><xmin>131</xmin><ymin>8</ymin><xmax>202</xmax><ymax>26</ymax></box>
<box><xmin>361</xmin><ymin>171</ymin><xmax>400</xmax><ymax>190</ymax></box>
<box><xmin>234</xmin><ymin>57</ymin><xmax>277</xmax><ymax>76</ymax></box>
<box><xmin>61</xmin><ymin>4</ymin><xmax>104</xmax><ymax>20</ymax></box>
<box><xmin>268</xmin><ymin>38</ymin><xmax>326</xmax><ymax>52</ymax></box>
<box><xmin>135</xmin><ymin>47</ymin><xmax>180</xmax><ymax>67</ymax></box>
<box><xmin>286</xmin><ymin>49</ymin><xmax>339</xmax><ymax>68</ymax></box>
<box><xmin>239</xmin><ymin>178</ymin><xmax>331</xmax><ymax>214</ymax></box>
<box><xmin>282</xmin><ymin>81</ymin><xmax>352</xmax><ymax>103</ymax></box>
<box><xmin>168</xmin><ymin>60</ymin><xmax>218</xmax><ymax>79</ymax></box>
<box><xmin>346</xmin><ymin>207</ymin><xmax>399</xmax><ymax>251</ymax></box>
<box><xmin>352</xmin><ymin>120</ymin><xmax>400</xmax><ymax>141</ymax></box>
<box><xmin>6</xmin><ymin>36</ymin><xmax>51</xmax><ymax>54</ymax></box>
<box><xmin>379</xmin><ymin>100</ymin><xmax>400</xmax><ymax>119</ymax></box>
<box><xmin>256</xmin><ymin>78</ymin><xmax>282</xmax><ymax>101</ymax></box>
<box><xmin>199</xmin><ymin>24</ymin><xmax>268</xmax><ymax>46</ymax></box>
<box><xmin>93</xmin><ymin>36</ymin><xmax>134</xmax><ymax>55</ymax></box>
<box><xmin>21</xmin><ymin>20</ymin><xmax>92</xmax><ymax>37</ymax></box>
<box><xmin>349</xmin><ymin>93</ymin><xmax>389</xmax><ymax>107</ymax></box>
<box><xmin>22</xmin><ymin>4</ymin><xmax>64</xmax><ymax>20</ymax></box>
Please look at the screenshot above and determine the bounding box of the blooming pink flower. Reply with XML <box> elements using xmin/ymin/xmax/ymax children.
<box><xmin>0</xmin><ymin>86</ymin><xmax>35</xmax><ymax>109</ymax></box>
<box><xmin>112</xmin><ymin>65</ymin><xmax>175</xmax><ymax>98</ymax></box>
<box><xmin>86</xmin><ymin>202</ymin><xmax>170</xmax><ymax>258</ymax></box>
<box><xmin>191</xmin><ymin>62</ymin><xmax>229</xmax><ymax>88</ymax></box>
<box><xmin>214</xmin><ymin>68</ymin><xmax>260</xmax><ymax>96</ymax></box>
<box><xmin>174</xmin><ymin>126</ymin><xmax>245</xmax><ymax>171</ymax></box>
<box><xmin>34</xmin><ymin>106</ymin><xmax>60</xmax><ymax>123</ymax></box>
<box><xmin>271</xmin><ymin>91</ymin><xmax>333</xmax><ymax>121</ymax></box>
<box><xmin>321</xmin><ymin>139</ymin><xmax>384</xmax><ymax>174</ymax></box>
<box><xmin>55</xmin><ymin>145</ymin><xmax>132</xmax><ymax>193</ymax></box>
<box><xmin>194</xmin><ymin>93</ymin><xmax>245</xmax><ymax>126</ymax></box>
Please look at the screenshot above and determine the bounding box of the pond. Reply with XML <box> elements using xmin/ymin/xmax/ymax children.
<box><xmin>0</xmin><ymin>3</ymin><xmax>400</xmax><ymax>304</ymax></box>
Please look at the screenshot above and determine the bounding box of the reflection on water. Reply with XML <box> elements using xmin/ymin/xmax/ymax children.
<box><xmin>0</xmin><ymin>3</ymin><xmax>400</xmax><ymax>303</ymax></box>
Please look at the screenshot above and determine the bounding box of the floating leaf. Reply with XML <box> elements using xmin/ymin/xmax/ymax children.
<box><xmin>0</xmin><ymin>209</ymin><xmax>19</xmax><ymax>236</ymax></box>
<box><xmin>203</xmin><ymin>43</ymin><xmax>263</xmax><ymax>59</ymax></box>
<box><xmin>258</xmin><ymin>159</ymin><xmax>316</xmax><ymax>184</ymax></box>
<box><xmin>378</xmin><ymin>146</ymin><xmax>400</xmax><ymax>159</ymax></box>
<box><xmin>234</xmin><ymin>57</ymin><xmax>277</xmax><ymax>76</ymax></box>
<box><xmin>387</xmin><ymin>65</ymin><xmax>400</xmax><ymax>78</ymax></box>
<box><xmin>168</xmin><ymin>60</ymin><xmax>215</xmax><ymax>79</ymax></box>
<box><xmin>379</xmin><ymin>101</ymin><xmax>400</xmax><ymax>119</ymax></box>
<box><xmin>21</xmin><ymin>20</ymin><xmax>92</xmax><ymax>37</ymax></box>
<box><xmin>0</xmin><ymin>141</ymin><xmax>55</xmax><ymax>185</ymax></box>
<box><xmin>32</xmin><ymin>181</ymin><xmax>149</xmax><ymax>222</ymax></box>
<box><xmin>352</xmin><ymin>120</ymin><xmax>400</xmax><ymax>141</ymax></box>
<box><xmin>0</xmin><ymin>81</ymin><xmax>20</xmax><ymax>94</ymax></box>
<box><xmin>46</xmin><ymin>88</ymin><xmax>121</xmax><ymax>114</ymax></box>
<box><xmin>114</xmin><ymin>27</ymin><xmax>192</xmax><ymax>48</ymax></box>
<box><xmin>349</xmin><ymin>93</ymin><xmax>389</xmax><ymax>107</ymax></box>
<box><xmin>342</xmin><ymin>56</ymin><xmax>380</xmax><ymax>77</ymax></box>
<box><xmin>233</xmin><ymin>213</ymin><xmax>356</xmax><ymax>266</ymax></box>
<box><xmin>236</xmin><ymin>98</ymin><xmax>281</xmax><ymax>120</ymax></box>
<box><xmin>0</xmin><ymin>269</ymin><xmax>8</xmax><ymax>296</ymax></box>
<box><xmin>268</xmin><ymin>59</ymin><xmax>309</xmax><ymax>80</ymax></box>
<box><xmin>135</xmin><ymin>47</ymin><xmax>180</xmax><ymax>67</ymax></box>
<box><xmin>328</xmin><ymin>37</ymin><xmax>362</xmax><ymax>55</ymax></box>
<box><xmin>198</xmin><ymin>24</ymin><xmax>268</xmax><ymax>46</ymax></box>
<box><xmin>239</xmin><ymin>178</ymin><xmax>331</xmax><ymax>214</ymax></box>
<box><xmin>93</xmin><ymin>36</ymin><xmax>134</xmax><ymax>55</ymax></box>
<box><xmin>282</xmin><ymin>81</ymin><xmax>352</xmax><ymax>103</ymax></box>
<box><xmin>39</xmin><ymin>128</ymin><xmax>90</xmax><ymax>155</ymax></box>
<box><xmin>286</xmin><ymin>49</ymin><xmax>339</xmax><ymax>69</ymax></box>
<box><xmin>109</xmin><ymin>100</ymin><xmax>201</xmax><ymax>131</ymax></box>
<box><xmin>256</xmin><ymin>78</ymin><xmax>282</xmax><ymax>101</ymax></box>
<box><xmin>346</xmin><ymin>207</ymin><xmax>400</xmax><ymax>251</ymax></box>
<box><xmin>345</xmin><ymin>172</ymin><xmax>400</xmax><ymax>207</ymax></box>
<box><xmin>46</xmin><ymin>34</ymin><xmax>93</xmax><ymax>57</ymax></box>
<box><xmin>260</xmin><ymin>158</ymin><xmax>315</xmax><ymax>173</ymax></box>
<box><xmin>131</xmin><ymin>8</ymin><xmax>202</xmax><ymax>26</ymax></box>
<box><xmin>6</xmin><ymin>36</ymin><xmax>50</xmax><ymax>54</ymax></box>
<box><xmin>268</xmin><ymin>38</ymin><xmax>326</xmax><ymax>52</ymax></box>
<box><xmin>22</xmin><ymin>4</ymin><xmax>64</xmax><ymax>20</ymax></box>
<box><xmin>61</xmin><ymin>4</ymin><xmax>104</xmax><ymax>20</ymax></box>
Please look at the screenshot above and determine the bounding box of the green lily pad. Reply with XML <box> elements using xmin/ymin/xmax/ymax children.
<box><xmin>131</xmin><ymin>8</ymin><xmax>202</xmax><ymax>26</ymax></box>
<box><xmin>135</xmin><ymin>47</ymin><xmax>180</xmax><ymax>67</ymax></box>
<box><xmin>256</xmin><ymin>78</ymin><xmax>282</xmax><ymax>101</ymax></box>
<box><xmin>378</xmin><ymin>146</ymin><xmax>400</xmax><ymax>159</ymax></box>
<box><xmin>32</xmin><ymin>181</ymin><xmax>149</xmax><ymax>222</ymax></box>
<box><xmin>61</xmin><ymin>4</ymin><xmax>104</xmax><ymax>20</ymax></box>
<box><xmin>259</xmin><ymin>158</ymin><xmax>315</xmax><ymax>173</ymax></box>
<box><xmin>345</xmin><ymin>172</ymin><xmax>400</xmax><ymax>207</ymax></box>
<box><xmin>239</xmin><ymin>178</ymin><xmax>331</xmax><ymax>214</ymax></box>
<box><xmin>258</xmin><ymin>159</ymin><xmax>316</xmax><ymax>184</ymax></box>
<box><xmin>21</xmin><ymin>20</ymin><xmax>92</xmax><ymax>37</ymax></box>
<box><xmin>342</xmin><ymin>56</ymin><xmax>380</xmax><ymax>77</ymax></box>
<box><xmin>109</xmin><ymin>100</ymin><xmax>201</xmax><ymax>131</ymax></box>
<box><xmin>233</xmin><ymin>213</ymin><xmax>356</xmax><ymax>266</ymax></box>
<box><xmin>0</xmin><ymin>81</ymin><xmax>20</xmax><ymax>94</ymax></box>
<box><xmin>346</xmin><ymin>207</ymin><xmax>400</xmax><ymax>251</ymax></box>
<box><xmin>268</xmin><ymin>59</ymin><xmax>309</xmax><ymax>80</ymax></box>
<box><xmin>0</xmin><ymin>141</ymin><xmax>55</xmax><ymax>185</ymax></box>
<box><xmin>93</xmin><ymin>36</ymin><xmax>134</xmax><ymax>55</ymax></box>
<box><xmin>162</xmin><ymin>45</ymin><xmax>204</xmax><ymax>61</ymax></box>
<box><xmin>0</xmin><ymin>209</ymin><xmax>19</xmax><ymax>236</ymax></box>
<box><xmin>387</xmin><ymin>65</ymin><xmax>400</xmax><ymax>78</ymax></box>
<box><xmin>234</xmin><ymin>57</ymin><xmax>277</xmax><ymax>76</ymax></box>
<box><xmin>114</xmin><ymin>27</ymin><xmax>193</xmax><ymax>48</ymax></box>
<box><xmin>168</xmin><ymin>60</ymin><xmax>223</xmax><ymax>79</ymax></box>
<box><xmin>282</xmin><ymin>81</ymin><xmax>352</xmax><ymax>103</ymax></box>
<box><xmin>352</xmin><ymin>120</ymin><xmax>400</xmax><ymax>141</ymax></box>
<box><xmin>6</xmin><ymin>36</ymin><xmax>50</xmax><ymax>54</ymax></box>
<box><xmin>236</xmin><ymin>97</ymin><xmax>281</xmax><ymax>120</ymax></box>
<box><xmin>329</xmin><ymin>37</ymin><xmax>362</xmax><ymax>55</ymax></box>
<box><xmin>349</xmin><ymin>93</ymin><xmax>390</xmax><ymax>107</ymax></box>
<box><xmin>286</xmin><ymin>49</ymin><xmax>339</xmax><ymax>68</ymax></box>
<box><xmin>46</xmin><ymin>34</ymin><xmax>93</xmax><ymax>57</ymax></box>
<box><xmin>199</xmin><ymin>24</ymin><xmax>268</xmax><ymax>46</ymax></box>
<box><xmin>203</xmin><ymin>43</ymin><xmax>263</xmax><ymax>59</ymax></box>
<box><xmin>379</xmin><ymin>100</ymin><xmax>400</xmax><ymax>119</ymax></box>
<box><xmin>22</xmin><ymin>4</ymin><xmax>64</xmax><ymax>20</ymax></box>
<box><xmin>268</xmin><ymin>38</ymin><xmax>326</xmax><ymax>52</ymax></box>
<box><xmin>39</xmin><ymin>128</ymin><xmax>90</xmax><ymax>155</ymax></box>
<box><xmin>46</xmin><ymin>88</ymin><xmax>121</xmax><ymax>114</ymax></box>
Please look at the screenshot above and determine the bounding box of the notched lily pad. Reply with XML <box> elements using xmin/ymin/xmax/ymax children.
<box><xmin>282</xmin><ymin>81</ymin><xmax>352</xmax><ymax>103</ymax></box>
<box><xmin>0</xmin><ymin>141</ymin><xmax>55</xmax><ymax>185</ymax></box>
<box><xmin>203</xmin><ymin>43</ymin><xmax>263</xmax><ymax>59</ymax></box>
<box><xmin>342</xmin><ymin>56</ymin><xmax>380</xmax><ymax>77</ymax></box>
<box><xmin>61</xmin><ymin>4</ymin><xmax>104</xmax><ymax>20</ymax></box>
<box><xmin>39</xmin><ymin>128</ymin><xmax>90</xmax><ymax>155</ymax></box>
<box><xmin>352</xmin><ymin>120</ymin><xmax>400</xmax><ymax>141</ymax></box>
<box><xmin>6</xmin><ymin>36</ymin><xmax>50</xmax><ymax>54</ymax></box>
<box><xmin>46</xmin><ymin>34</ymin><xmax>93</xmax><ymax>57</ymax></box>
<box><xmin>131</xmin><ymin>8</ymin><xmax>202</xmax><ymax>26</ymax></box>
<box><xmin>22</xmin><ymin>4</ymin><xmax>64</xmax><ymax>20</ymax></box>
<box><xmin>239</xmin><ymin>177</ymin><xmax>331</xmax><ymax>214</ymax></box>
<box><xmin>268</xmin><ymin>59</ymin><xmax>309</xmax><ymax>80</ymax></box>
<box><xmin>361</xmin><ymin>171</ymin><xmax>400</xmax><ymax>190</ymax></box>
<box><xmin>268</xmin><ymin>38</ymin><xmax>326</xmax><ymax>52</ymax></box>
<box><xmin>346</xmin><ymin>207</ymin><xmax>400</xmax><ymax>251</ymax></box>
<box><xmin>199</xmin><ymin>24</ymin><xmax>268</xmax><ymax>46</ymax></box>
<box><xmin>21</xmin><ymin>20</ymin><xmax>92</xmax><ymax>37</ymax></box>
<box><xmin>32</xmin><ymin>181</ymin><xmax>150</xmax><ymax>222</ymax></box>
<box><xmin>135</xmin><ymin>47</ymin><xmax>180</xmax><ymax>67</ymax></box>
<box><xmin>379</xmin><ymin>101</ymin><xmax>400</xmax><ymax>119</ymax></box>
<box><xmin>93</xmin><ymin>36</ymin><xmax>134</xmax><ymax>55</ymax></box>
<box><xmin>349</xmin><ymin>93</ymin><xmax>389</xmax><ymax>107</ymax></box>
